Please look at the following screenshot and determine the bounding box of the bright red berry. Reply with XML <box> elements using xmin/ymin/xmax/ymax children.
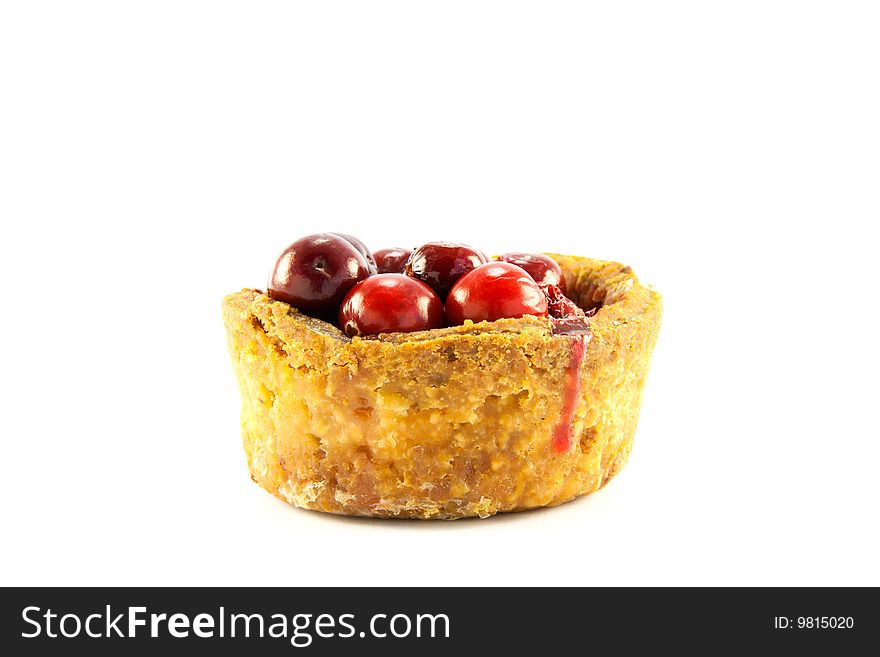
<box><xmin>445</xmin><ymin>262</ymin><xmax>548</xmax><ymax>325</ymax></box>
<box><xmin>339</xmin><ymin>274</ymin><xmax>444</xmax><ymax>337</ymax></box>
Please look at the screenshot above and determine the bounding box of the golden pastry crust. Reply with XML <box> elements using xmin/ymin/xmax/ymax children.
<box><xmin>222</xmin><ymin>254</ymin><xmax>662</xmax><ymax>519</ymax></box>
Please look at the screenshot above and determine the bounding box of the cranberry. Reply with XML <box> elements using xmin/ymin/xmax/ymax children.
<box><xmin>339</xmin><ymin>274</ymin><xmax>444</xmax><ymax>337</ymax></box>
<box><xmin>374</xmin><ymin>247</ymin><xmax>414</xmax><ymax>274</ymax></box>
<box><xmin>329</xmin><ymin>233</ymin><xmax>377</xmax><ymax>274</ymax></box>
<box><xmin>405</xmin><ymin>242</ymin><xmax>488</xmax><ymax>298</ymax></box>
<box><xmin>446</xmin><ymin>262</ymin><xmax>548</xmax><ymax>325</ymax></box>
<box><xmin>496</xmin><ymin>252</ymin><xmax>566</xmax><ymax>293</ymax></box>
<box><xmin>542</xmin><ymin>283</ymin><xmax>591</xmax><ymax>335</ymax></box>
<box><xmin>268</xmin><ymin>233</ymin><xmax>370</xmax><ymax>317</ymax></box>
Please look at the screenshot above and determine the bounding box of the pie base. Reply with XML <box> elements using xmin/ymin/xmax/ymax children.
<box><xmin>222</xmin><ymin>254</ymin><xmax>662</xmax><ymax>519</ymax></box>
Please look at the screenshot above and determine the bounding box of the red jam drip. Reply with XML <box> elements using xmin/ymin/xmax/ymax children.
<box><xmin>551</xmin><ymin>332</ymin><xmax>590</xmax><ymax>453</ymax></box>
<box><xmin>544</xmin><ymin>282</ymin><xmax>593</xmax><ymax>453</ymax></box>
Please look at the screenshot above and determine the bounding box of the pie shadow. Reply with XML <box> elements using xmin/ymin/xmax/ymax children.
<box><xmin>272</xmin><ymin>491</ymin><xmax>597</xmax><ymax>529</ymax></box>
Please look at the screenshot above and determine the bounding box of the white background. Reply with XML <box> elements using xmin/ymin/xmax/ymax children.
<box><xmin>1</xmin><ymin>1</ymin><xmax>878</xmax><ymax>586</ymax></box>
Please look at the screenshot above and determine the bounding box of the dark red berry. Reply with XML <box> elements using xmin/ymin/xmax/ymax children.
<box><xmin>268</xmin><ymin>233</ymin><xmax>370</xmax><ymax>317</ymax></box>
<box><xmin>329</xmin><ymin>233</ymin><xmax>377</xmax><ymax>274</ymax></box>
<box><xmin>405</xmin><ymin>242</ymin><xmax>488</xmax><ymax>298</ymax></box>
<box><xmin>339</xmin><ymin>274</ymin><xmax>444</xmax><ymax>337</ymax></box>
<box><xmin>446</xmin><ymin>262</ymin><xmax>548</xmax><ymax>325</ymax></box>
<box><xmin>374</xmin><ymin>247</ymin><xmax>414</xmax><ymax>274</ymax></box>
<box><xmin>496</xmin><ymin>252</ymin><xmax>566</xmax><ymax>294</ymax></box>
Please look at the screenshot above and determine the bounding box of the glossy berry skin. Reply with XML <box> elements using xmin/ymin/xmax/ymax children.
<box><xmin>496</xmin><ymin>252</ymin><xmax>566</xmax><ymax>294</ymax></box>
<box><xmin>374</xmin><ymin>247</ymin><xmax>413</xmax><ymax>274</ymax></box>
<box><xmin>339</xmin><ymin>274</ymin><xmax>444</xmax><ymax>337</ymax></box>
<box><xmin>268</xmin><ymin>233</ymin><xmax>370</xmax><ymax>317</ymax></box>
<box><xmin>405</xmin><ymin>242</ymin><xmax>488</xmax><ymax>298</ymax></box>
<box><xmin>446</xmin><ymin>262</ymin><xmax>549</xmax><ymax>325</ymax></box>
<box><xmin>329</xmin><ymin>233</ymin><xmax>377</xmax><ymax>274</ymax></box>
